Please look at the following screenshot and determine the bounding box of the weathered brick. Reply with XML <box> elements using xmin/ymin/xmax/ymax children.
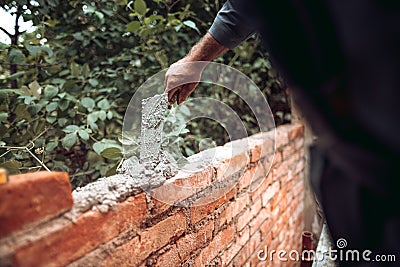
<box><xmin>292</xmin><ymin>180</ymin><xmax>304</xmax><ymax>198</ymax></box>
<box><xmin>172</xmin><ymin>166</ymin><xmax>214</xmax><ymax>188</ymax></box>
<box><xmin>190</xmin><ymin>188</ymin><xmax>235</xmax><ymax>224</ymax></box>
<box><xmin>237</xmin><ymin>208</ymin><xmax>252</xmax><ymax>232</ymax></box>
<box><xmin>247</xmin><ymin>132</ymin><xmax>274</xmax><ymax>163</ymax></box>
<box><xmin>294</xmin><ymin>136</ymin><xmax>305</xmax><ymax>151</ymax></box>
<box><xmin>249</xmin><ymin>197</ymin><xmax>262</xmax><ymax>219</ymax></box>
<box><xmin>176</xmin><ymin>220</ymin><xmax>214</xmax><ymax>261</ymax></box>
<box><xmin>272</xmin><ymin>162</ymin><xmax>289</xmax><ymax>181</ymax></box>
<box><xmin>13</xmin><ymin>193</ymin><xmax>146</xmax><ymax>267</ymax></box>
<box><xmin>150</xmin><ymin>181</ymin><xmax>198</xmax><ymax>206</ymax></box>
<box><xmin>281</xmin><ymin>143</ymin><xmax>295</xmax><ymax>160</ymax></box>
<box><xmin>220</xmin><ymin>226</ymin><xmax>250</xmax><ymax>265</ymax></box>
<box><xmin>238</xmin><ymin>163</ymin><xmax>265</xmax><ymax>192</ymax></box>
<box><xmin>260</xmin><ymin>220</ymin><xmax>274</xmax><ymax>241</ymax></box>
<box><xmin>288</xmin><ymin>123</ymin><xmax>304</xmax><ymax>141</ymax></box>
<box><xmin>275</xmin><ymin>125</ymin><xmax>291</xmax><ymax>149</ymax></box>
<box><xmin>215</xmin><ymin>140</ymin><xmax>250</xmax><ymax>180</ymax></box>
<box><xmin>0</xmin><ymin>171</ymin><xmax>72</xmax><ymax>238</ymax></box>
<box><xmin>155</xmin><ymin>245</ymin><xmax>180</xmax><ymax>267</ymax></box>
<box><xmin>261</xmin><ymin>181</ymin><xmax>280</xmax><ymax>207</ymax></box>
<box><xmin>194</xmin><ymin>225</ymin><xmax>235</xmax><ymax>266</ymax></box>
<box><xmin>250</xmin><ymin>172</ymin><xmax>272</xmax><ymax>200</ymax></box>
<box><xmin>219</xmin><ymin>193</ymin><xmax>249</xmax><ymax>228</ymax></box>
<box><xmin>104</xmin><ymin>212</ymin><xmax>186</xmax><ymax>267</ymax></box>
<box><xmin>147</xmin><ymin>196</ymin><xmax>172</xmax><ymax>218</ymax></box>
<box><xmin>249</xmin><ymin>208</ymin><xmax>269</xmax><ymax>236</ymax></box>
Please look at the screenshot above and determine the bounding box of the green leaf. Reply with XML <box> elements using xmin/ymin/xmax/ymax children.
<box><xmin>107</xmin><ymin>110</ymin><xmax>113</xmax><ymax>120</ymax></box>
<box><xmin>97</xmin><ymin>99</ymin><xmax>110</xmax><ymax>110</ymax></box>
<box><xmin>70</xmin><ymin>62</ymin><xmax>81</xmax><ymax>77</ymax></box>
<box><xmin>81</xmin><ymin>97</ymin><xmax>95</xmax><ymax>111</ymax></box>
<box><xmin>78</xmin><ymin>129</ymin><xmax>90</xmax><ymax>140</ymax></box>
<box><xmin>44</xmin><ymin>85</ymin><xmax>59</xmax><ymax>98</ymax></box>
<box><xmin>100</xmin><ymin>147</ymin><xmax>122</xmax><ymax>159</ymax></box>
<box><xmin>98</xmin><ymin>110</ymin><xmax>107</xmax><ymax>121</ymax></box>
<box><xmin>82</xmin><ymin>63</ymin><xmax>90</xmax><ymax>78</ymax></box>
<box><xmin>7</xmin><ymin>71</ymin><xmax>25</xmax><ymax>80</ymax></box>
<box><xmin>46</xmin><ymin>102</ymin><xmax>58</xmax><ymax>112</ymax></box>
<box><xmin>46</xmin><ymin>141</ymin><xmax>58</xmax><ymax>152</ymax></box>
<box><xmin>63</xmin><ymin>125</ymin><xmax>79</xmax><ymax>133</ymax></box>
<box><xmin>59</xmin><ymin>99</ymin><xmax>70</xmax><ymax>111</ymax></box>
<box><xmin>134</xmin><ymin>0</ymin><xmax>147</xmax><ymax>15</ymax></box>
<box><xmin>62</xmin><ymin>132</ymin><xmax>77</xmax><ymax>149</ymax></box>
<box><xmin>126</xmin><ymin>21</ymin><xmax>141</xmax><ymax>32</ymax></box>
<box><xmin>25</xmin><ymin>45</ymin><xmax>42</xmax><ymax>56</ymax></box>
<box><xmin>28</xmin><ymin>81</ymin><xmax>42</xmax><ymax>98</ymax></box>
<box><xmin>87</xmin><ymin>113</ymin><xmax>98</xmax><ymax>130</ymax></box>
<box><xmin>8</xmin><ymin>49</ymin><xmax>25</xmax><ymax>64</ymax></box>
<box><xmin>183</xmin><ymin>20</ymin><xmax>199</xmax><ymax>33</ymax></box>
<box><xmin>0</xmin><ymin>112</ymin><xmax>8</xmax><ymax>122</ymax></box>
<box><xmin>88</xmin><ymin>78</ymin><xmax>98</xmax><ymax>87</ymax></box>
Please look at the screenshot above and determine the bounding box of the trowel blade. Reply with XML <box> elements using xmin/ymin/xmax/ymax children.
<box><xmin>140</xmin><ymin>93</ymin><xmax>168</xmax><ymax>165</ymax></box>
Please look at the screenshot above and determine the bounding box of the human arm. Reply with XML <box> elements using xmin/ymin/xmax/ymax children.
<box><xmin>164</xmin><ymin>0</ymin><xmax>255</xmax><ymax>105</ymax></box>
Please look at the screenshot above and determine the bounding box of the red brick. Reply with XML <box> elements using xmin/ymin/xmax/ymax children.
<box><xmin>275</xmin><ymin>125</ymin><xmax>291</xmax><ymax>149</ymax></box>
<box><xmin>292</xmin><ymin>181</ymin><xmax>304</xmax><ymax>198</ymax></box>
<box><xmin>172</xmin><ymin>166</ymin><xmax>214</xmax><ymax>188</ymax></box>
<box><xmin>271</xmin><ymin>189</ymin><xmax>285</xmax><ymax>210</ymax></box>
<box><xmin>104</xmin><ymin>212</ymin><xmax>186</xmax><ymax>267</ymax></box>
<box><xmin>288</xmin><ymin>123</ymin><xmax>304</xmax><ymax>141</ymax></box>
<box><xmin>147</xmin><ymin>196</ymin><xmax>172</xmax><ymax>217</ymax></box>
<box><xmin>194</xmin><ymin>225</ymin><xmax>235</xmax><ymax>266</ymax></box>
<box><xmin>238</xmin><ymin>163</ymin><xmax>265</xmax><ymax>192</ymax></box>
<box><xmin>215</xmin><ymin>139</ymin><xmax>250</xmax><ymax>180</ymax></box>
<box><xmin>176</xmin><ymin>220</ymin><xmax>214</xmax><ymax>261</ymax></box>
<box><xmin>237</xmin><ymin>208</ymin><xmax>253</xmax><ymax>232</ymax></box>
<box><xmin>294</xmin><ymin>159</ymin><xmax>305</xmax><ymax>174</ymax></box>
<box><xmin>294</xmin><ymin>137</ymin><xmax>305</xmax><ymax>151</ymax></box>
<box><xmin>249</xmin><ymin>197</ymin><xmax>262</xmax><ymax>219</ymax></box>
<box><xmin>219</xmin><ymin>193</ymin><xmax>249</xmax><ymax>227</ymax></box>
<box><xmin>190</xmin><ymin>188</ymin><xmax>235</xmax><ymax>224</ymax></box>
<box><xmin>247</xmin><ymin>132</ymin><xmax>274</xmax><ymax>163</ymax></box>
<box><xmin>150</xmin><ymin>181</ymin><xmax>198</xmax><ymax>206</ymax></box>
<box><xmin>0</xmin><ymin>171</ymin><xmax>72</xmax><ymax>238</ymax></box>
<box><xmin>13</xmin><ymin>193</ymin><xmax>146</xmax><ymax>267</ymax></box>
<box><xmin>220</xmin><ymin>226</ymin><xmax>250</xmax><ymax>265</ymax></box>
<box><xmin>272</xmin><ymin>162</ymin><xmax>289</xmax><ymax>181</ymax></box>
<box><xmin>261</xmin><ymin>181</ymin><xmax>280</xmax><ymax>207</ymax></box>
<box><xmin>271</xmin><ymin>151</ymin><xmax>282</xmax><ymax>167</ymax></box>
<box><xmin>281</xmin><ymin>143</ymin><xmax>295</xmax><ymax>160</ymax></box>
<box><xmin>260</xmin><ymin>221</ymin><xmax>274</xmax><ymax>242</ymax></box>
<box><xmin>155</xmin><ymin>245</ymin><xmax>181</xmax><ymax>267</ymax></box>
<box><xmin>249</xmin><ymin>208</ymin><xmax>269</xmax><ymax>236</ymax></box>
<box><xmin>250</xmin><ymin>172</ymin><xmax>272</xmax><ymax>201</ymax></box>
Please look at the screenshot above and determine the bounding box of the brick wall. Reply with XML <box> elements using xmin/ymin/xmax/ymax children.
<box><xmin>0</xmin><ymin>123</ymin><xmax>306</xmax><ymax>267</ymax></box>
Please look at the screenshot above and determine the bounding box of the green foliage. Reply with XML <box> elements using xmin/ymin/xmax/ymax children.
<box><xmin>0</xmin><ymin>0</ymin><xmax>290</xmax><ymax>189</ymax></box>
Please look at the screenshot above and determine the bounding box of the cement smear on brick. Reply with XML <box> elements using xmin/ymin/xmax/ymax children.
<box><xmin>69</xmin><ymin>94</ymin><xmax>178</xmax><ymax>218</ymax></box>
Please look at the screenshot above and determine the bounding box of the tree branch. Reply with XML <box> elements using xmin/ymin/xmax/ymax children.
<box><xmin>0</xmin><ymin>27</ymin><xmax>13</xmax><ymax>39</ymax></box>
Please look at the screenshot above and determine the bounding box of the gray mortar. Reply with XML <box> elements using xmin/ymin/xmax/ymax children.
<box><xmin>69</xmin><ymin>93</ymin><xmax>178</xmax><ymax>218</ymax></box>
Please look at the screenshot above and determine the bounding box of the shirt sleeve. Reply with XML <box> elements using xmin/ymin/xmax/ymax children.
<box><xmin>208</xmin><ymin>0</ymin><xmax>256</xmax><ymax>49</ymax></box>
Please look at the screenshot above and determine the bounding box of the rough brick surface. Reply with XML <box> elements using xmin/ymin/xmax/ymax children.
<box><xmin>12</xmin><ymin>193</ymin><xmax>146</xmax><ymax>267</ymax></box>
<box><xmin>104</xmin><ymin>212</ymin><xmax>186</xmax><ymax>267</ymax></box>
<box><xmin>0</xmin><ymin>171</ymin><xmax>72</xmax><ymax>238</ymax></box>
<box><xmin>0</xmin><ymin>123</ymin><xmax>306</xmax><ymax>267</ymax></box>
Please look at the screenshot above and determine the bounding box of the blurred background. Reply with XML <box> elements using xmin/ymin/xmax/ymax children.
<box><xmin>0</xmin><ymin>0</ymin><xmax>290</xmax><ymax>189</ymax></box>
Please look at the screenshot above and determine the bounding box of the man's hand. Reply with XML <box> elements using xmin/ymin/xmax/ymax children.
<box><xmin>164</xmin><ymin>32</ymin><xmax>228</xmax><ymax>106</ymax></box>
<box><xmin>164</xmin><ymin>59</ymin><xmax>203</xmax><ymax>106</ymax></box>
